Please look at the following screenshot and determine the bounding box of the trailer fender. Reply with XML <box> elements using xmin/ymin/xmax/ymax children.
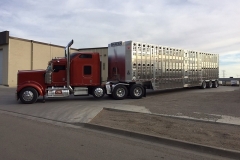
<box><xmin>143</xmin><ymin>87</ymin><xmax>146</xmax><ymax>97</ymax></box>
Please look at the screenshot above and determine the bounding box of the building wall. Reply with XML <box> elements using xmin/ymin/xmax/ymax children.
<box><xmin>0</xmin><ymin>44</ymin><xmax>9</xmax><ymax>85</ymax></box>
<box><xmin>32</xmin><ymin>42</ymin><xmax>67</xmax><ymax>69</ymax></box>
<box><xmin>219</xmin><ymin>78</ymin><xmax>240</xmax><ymax>86</ymax></box>
<box><xmin>7</xmin><ymin>37</ymin><xmax>78</xmax><ymax>87</ymax></box>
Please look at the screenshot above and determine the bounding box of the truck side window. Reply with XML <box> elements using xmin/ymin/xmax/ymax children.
<box><xmin>79</xmin><ymin>54</ymin><xmax>92</xmax><ymax>58</ymax></box>
<box><xmin>84</xmin><ymin>66</ymin><xmax>91</xmax><ymax>75</ymax></box>
<box><xmin>53</xmin><ymin>65</ymin><xmax>65</xmax><ymax>72</ymax></box>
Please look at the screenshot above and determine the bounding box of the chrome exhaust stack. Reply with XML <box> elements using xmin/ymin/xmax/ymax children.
<box><xmin>65</xmin><ymin>40</ymin><xmax>74</xmax><ymax>93</ymax></box>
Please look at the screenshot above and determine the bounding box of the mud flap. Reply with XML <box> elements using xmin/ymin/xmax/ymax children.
<box><xmin>143</xmin><ymin>87</ymin><xmax>147</xmax><ymax>97</ymax></box>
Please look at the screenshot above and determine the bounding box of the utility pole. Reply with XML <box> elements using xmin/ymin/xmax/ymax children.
<box><xmin>222</xmin><ymin>70</ymin><xmax>225</xmax><ymax>78</ymax></box>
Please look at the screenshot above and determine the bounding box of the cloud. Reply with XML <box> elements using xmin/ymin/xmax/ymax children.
<box><xmin>0</xmin><ymin>0</ymin><xmax>239</xmax><ymax>76</ymax></box>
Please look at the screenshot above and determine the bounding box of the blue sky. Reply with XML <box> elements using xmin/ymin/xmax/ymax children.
<box><xmin>0</xmin><ymin>0</ymin><xmax>239</xmax><ymax>77</ymax></box>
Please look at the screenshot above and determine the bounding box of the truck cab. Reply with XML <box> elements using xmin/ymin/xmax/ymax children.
<box><xmin>17</xmin><ymin>40</ymin><xmax>104</xmax><ymax>104</ymax></box>
<box><xmin>45</xmin><ymin>53</ymin><xmax>101</xmax><ymax>87</ymax></box>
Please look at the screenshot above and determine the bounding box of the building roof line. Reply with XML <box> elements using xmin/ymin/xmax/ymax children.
<box><xmin>9</xmin><ymin>36</ymin><xmax>79</xmax><ymax>50</ymax></box>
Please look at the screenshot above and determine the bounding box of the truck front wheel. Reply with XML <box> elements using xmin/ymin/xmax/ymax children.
<box><xmin>92</xmin><ymin>87</ymin><xmax>105</xmax><ymax>99</ymax></box>
<box><xmin>130</xmin><ymin>84</ymin><xmax>144</xmax><ymax>99</ymax></box>
<box><xmin>112</xmin><ymin>85</ymin><xmax>128</xmax><ymax>100</ymax></box>
<box><xmin>19</xmin><ymin>87</ymin><xmax>38</xmax><ymax>104</ymax></box>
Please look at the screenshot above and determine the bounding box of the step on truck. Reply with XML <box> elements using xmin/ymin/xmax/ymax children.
<box><xmin>16</xmin><ymin>40</ymin><xmax>219</xmax><ymax>104</ymax></box>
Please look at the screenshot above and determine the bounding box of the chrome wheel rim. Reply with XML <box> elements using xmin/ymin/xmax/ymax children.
<box><xmin>116</xmin><ymin>88</ymin><xmax>125</xmax><ymax>97</ymax></box>
<box><xmin>133</xmin><ymin>87</ymin><xmax>142</xmax><ymax>97</ymax></box>
<box><xmin>22</xmin><ymin>91</ymin><xmax>34</xmax><ymax>101</ymax></box>
<box><xmin>94</xmin><ymin>88</ymin><xmax>104</xmax><ymax>97</ymax></box>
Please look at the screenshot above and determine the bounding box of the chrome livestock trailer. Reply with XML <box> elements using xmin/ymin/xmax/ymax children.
<box><xmin>108</xmin><ymin>41</ymin><xmax>219</xmax><ymax>91</ymax></box>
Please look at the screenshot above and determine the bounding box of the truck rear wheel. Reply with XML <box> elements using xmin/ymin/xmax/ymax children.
<box><xmin>200</xmin><ymin>81</ymin><xmax>206</xmax><ymax>89</ymax></box>
<box><xmin>112</xmin><ymin>85</ymin><xmax>128</xmax><ymax>100</ymax></box>
<box><xmin>130</xmin><ymin>84</ymin><xmax>144</xmax><ymax>99</ymax></box>
<box><xmin>212</xmin><ymin>80</ymin><xmax>219</xmax><ymax>88</ymax></box>
<box><xmin>92</xmin><ymin>87</ymin><xmax>105</xmax><ymax>99</ymax></box>
<box><xmin>19</xmin><ymin>87</ymin><xmax>38</xmax><ymax>104</ymax></box>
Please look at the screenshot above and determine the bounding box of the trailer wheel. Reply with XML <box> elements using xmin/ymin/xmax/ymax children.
<box><xmin>112</xmin><ymin>85</ymin><xmax>128</xmax><ymax>100</ymax></box>
<box><xmin>206</xmin><ymin>81</ymin><xmax>212</xmax><ymax>88</ymax></box>
<box><xmin>212</xmin><ymin>81</ymin><xmax>219</xmax><ymax>88</ymax></box>
<box><xmin>19</xmin><ymin>87</ymin><xmax>38</xmax><ymax>104</ymax></box>
<box><xmin>130</xmin><ymin>84</ymin><xmax>144</xmax><ymax>99</ymax></box>
<box><xmin>92</xmin><ymin>87</ymin><xmax>105</xmax><ymax>99</ymax></box>
<box><xmin>200</xmin><ymin>81</ymin><xmax>206</xmax><ymax>89</ymax></box>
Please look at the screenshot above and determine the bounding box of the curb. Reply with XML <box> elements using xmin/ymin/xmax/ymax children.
<box><xmin>84</xmin><ymin>123</ymin><xmax>240</xmax><ymax>159</ymax></box>
<box><xmin>0</xmin><ymin>109</ymin><xmax>84</xmax><ymax>128</ymax></box>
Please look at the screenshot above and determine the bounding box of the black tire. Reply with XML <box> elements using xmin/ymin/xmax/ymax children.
<box><xmin>200</xmin><ymin>81</ymin><xmax>206</xmax><ymax>89</ymax></box>
<box><xmin>130</xmin><ymin>84</ymin><xmax>144</xmax><ymax>99</ymax></box>
<box><xmin>112</xmin><ymin>85</ymin><xmax>128</xmax><ymax>100</ymax></box>
<box><xmin>19</xmin><ymin>87</ymin><xmax>38</xmax><ymax>104</ymax></box>
<box><xmin>92</xmin><ymin>87</ymin><xmax>105</xmax><ymax>99</ymax></box>
<box><xmin>212</xmin><ymin>80</ymin><xmax>219</xmax><ymax>88</ymax></box>
<box><xmin>206</xmin><ymin>81</ymin><xmax>212</xmax><ymax>88</ymax></box>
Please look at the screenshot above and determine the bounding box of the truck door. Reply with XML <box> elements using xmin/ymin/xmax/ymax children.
<box><xmin>82</xmin><ymin>65</ymin><xmax>93</xmax><ymax>85</ymax></box>
<box><xmin>52</xmin><ymin>64</ymin><xmax>66</xmax><ymax>85</ymax></box>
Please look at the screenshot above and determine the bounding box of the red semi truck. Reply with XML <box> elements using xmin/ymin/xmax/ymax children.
<box><xmin>16</xmin><ymin>40</ymin><xmax>219</xmax><ymax>104</ymax></box>
<box><xmin>16</xmin><ymin>40</ymin><xmax>146</xmax><ymax>104</ymax></box>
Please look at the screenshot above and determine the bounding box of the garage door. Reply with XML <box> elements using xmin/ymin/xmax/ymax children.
<box><xmin>0</xmin><ymin>50</ymin><xmax>2</xmax><ymax>84</ymax></box>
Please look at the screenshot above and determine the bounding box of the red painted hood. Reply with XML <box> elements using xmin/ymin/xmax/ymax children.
<box><xmin>17</xmin><ymin>70</ymin><xmax>46</xmax><ymax>86</ymax></box>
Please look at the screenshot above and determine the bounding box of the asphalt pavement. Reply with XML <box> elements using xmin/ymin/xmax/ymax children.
<box><xmin>0</xmin><ymin>85</ymin><xmax>239</xmax><ymax>159</ymax></box>
<box><xmin>0</xmin><ymin>112</ymin><xmax>230</xmax><ymax>160</ymax></box>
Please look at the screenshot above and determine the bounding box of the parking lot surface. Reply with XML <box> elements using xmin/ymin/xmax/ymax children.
<box><xmin>0</xmin><ymin>86</ymin><xmax>149</xmax><ymax>123</ymax></box>
<box><xmin>0</xmin><ymin>86</ymin><xmax>239</xmax><ymax>124</ymax></box>
<box><xmin>129</xmin><ymin>86</ymin><xmax>240</xmax><ymax>124</ymax></box>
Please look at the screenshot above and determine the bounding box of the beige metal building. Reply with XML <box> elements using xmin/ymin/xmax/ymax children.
<box><xmin>0</xmin><ymin>31</ymin><xmax>108</xmax><ymax>87</ymax></box>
